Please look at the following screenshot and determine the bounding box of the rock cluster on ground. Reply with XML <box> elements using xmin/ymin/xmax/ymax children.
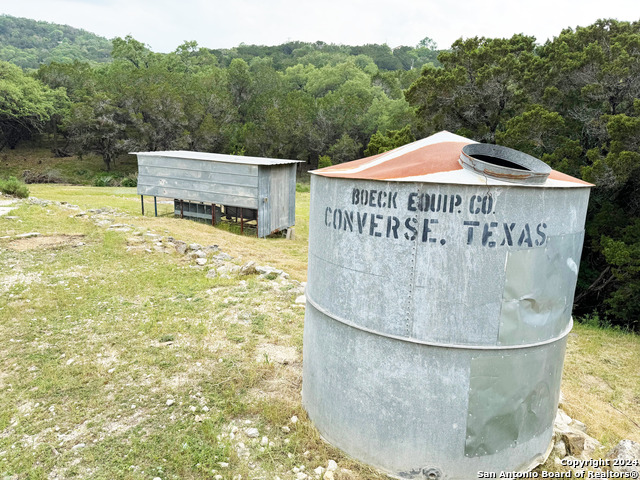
<box><xmin>549</xmin><ymin>407</ymin><xmax>640</xmax><ymax>475</ymax></box>
<box><xmin>20</xmin><ymin>197</ymin><xmax>307</xmax><ymax>299</ymax></box>
<box><xmin>210</xmin><ymin>416</ymin><xmax>350</xmax><ymax>480</ymax></box>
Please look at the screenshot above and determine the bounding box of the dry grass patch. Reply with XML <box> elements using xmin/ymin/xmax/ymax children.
<box><xmin>7</xmin><ymin>234</ymin><xmax>85</xmax><ymax>251</ymax></box>
<box><xmin>562</xmin><ymin>325</ymin><xmax>640</xmax><ymax>446</ymax></box>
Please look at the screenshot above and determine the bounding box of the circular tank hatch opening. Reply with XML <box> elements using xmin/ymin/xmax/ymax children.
<box><xmin>460</xmin><ymin>144</ymin><xmax>551</xmax><ymax>184</ymax></box>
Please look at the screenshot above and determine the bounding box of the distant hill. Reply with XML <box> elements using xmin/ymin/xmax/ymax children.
<box><xmin>0</xmin><ymin>15</ymin><xmax>112</xmax><ymax>69</ymax></box>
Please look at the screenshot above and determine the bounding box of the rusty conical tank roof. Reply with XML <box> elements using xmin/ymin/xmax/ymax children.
<box><xmin>313</xmin><ymin>131</ymin><xmax>592</xmax><ymax>188</ymax></box>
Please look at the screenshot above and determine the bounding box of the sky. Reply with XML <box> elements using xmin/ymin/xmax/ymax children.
<box><xmin>2</xmin><ymin>0</ymin><xmax>639</xmax><ymax>52</ymax></box>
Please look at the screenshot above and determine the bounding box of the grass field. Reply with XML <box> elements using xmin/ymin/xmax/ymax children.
<box><xmin>0</xmin><ymin>184</ymin><xmax>638</xmax><ymax>479</ymax></box>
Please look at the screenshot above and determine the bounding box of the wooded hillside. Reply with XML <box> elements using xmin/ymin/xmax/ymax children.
<box><xmin>0</xmin><ymin>15</ymin><xmax>112</xmax><ymax>68</ymax></box>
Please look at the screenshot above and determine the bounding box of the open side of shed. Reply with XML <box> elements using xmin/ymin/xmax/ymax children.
<box><xmin>132</xmin><ymin>150</ymin><xmax>300</xmax><ymax>238</ymax></box>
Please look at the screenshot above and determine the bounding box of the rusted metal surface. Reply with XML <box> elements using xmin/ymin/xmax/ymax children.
<box><xmin>315</xmin><ymin>131</ymin><xmax>591</xmax><ymax>188</ymax></box>
<box><xmin>302</xmin><ymin>131</ymin><xmax>592</xmax><ymax>479</ymax></box>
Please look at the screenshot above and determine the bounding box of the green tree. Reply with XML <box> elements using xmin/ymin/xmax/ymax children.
<box><xmin>405</xmin><ymin>34</ymin><xmax>537</xmax><ymax>142</ymax></box>
<box><xmin>227</xmin><ymin>58</ymin><xmax>252</xmax><ymax>121</ymax></box>
<box><xmin>36</xmin><ymin>61</ymin><xmax>94</xmax><ymax>155</ymax></box>
<box><xmin>0</xmin><ymin>60</ymin><xmax>64</xmax><ymax>150</ymax></box>
<box><xmin>538</xmin><ymin>19</ymin><xmax>640</xmax><ymax>151</ymax></box>
<box><xmin>182</xmin><ymin>67</ymin><xmax>237</xmax><ymax>152</ymax></box>
<box><xmin>495</xmin><ymin>105</ymin><xmax>566</xmax><ymax>158</ymax></box>
<box><xmin>172</xmin><ymin>40</ymin><xmax>218</xmax><ymax>73</ymax></box>
<box><xmin>364</xmin><ymin>125</ymin><xmax>415</xmax><ymax>156</ymax></box>
<box><xmin>111</xmin><ymin>35</ymin><xmax>152</xmax><ymax>69</ymax></box>
<box><xmin>64</xmin><ymin>93</ymin><xmax>128</xmax><ymax>171</ymax></box>
<box><xmin>328</xmin><ymin>133</ymin><xmax>362</xmax><ymax>163</ymax></box>
<box><xmin>600</xmin><ymin>224</ymin><xmax>640</xmax><ymax>330</ymax></box>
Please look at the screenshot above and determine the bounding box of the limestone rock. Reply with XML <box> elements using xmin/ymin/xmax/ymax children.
<box><xmin>552</xmin><ymin>439</ymin><xmax>567</xmax><ymax>458</ymax></box>
<box><xmin>206</xmin><ymin>269</ymin><xmax>218</xmax><ymax>279</ymax></box>
<box><xmin>239</xmin><ymin>261</ymin><xmax>258</xmax><ymax>276</ymax></box>
<box><xmin>212</xmin><ymin>252</ymin><xmax>233</xmax><ymax>263</ymax></box>
<box><xmin>217</xmin><ymin>264</ymin><xmax>240</xmax><ymax>277</ymax></box>
<box><xmin>561</xmin><ymin>431</ymin><xmax>587</xmax><ymax>457</ymax></box>
<box><xmin>174</xmin><ymin>241</ymin><xmax>188</xmax><ymax>255</ymax></box>
<box><xmin>572</xmin><ymin>419</ymin><xmax>587</xmax><ymax>433</ymax></box>
<box><xmin>256</xmin><ymin>265</ymin><xmax>288</xmax><ymax>279</ymax></box>
<box><xmin>555</xmin><ymin>409</ymin><xmax>572</xmax><ymax>429</ymax></box>
<box><xmin>560</xmin><ymin>430</ymin><xmax>601</xmax><ymax>459</ymax></box>
<box><xmin>607</xmin><ymin>440</ymin><xmax>640</xmax><ymax>473</ymax></box>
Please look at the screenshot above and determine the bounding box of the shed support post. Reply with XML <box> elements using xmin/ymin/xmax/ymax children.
<box><xmin>212</xmin><ymin>204</ymin><xmax>216</xmax><ymax>226</ymax></box>
<box><xmin>141</xmin><ymin>195</ymin><xmax>144</xmax><ymax>216</ymax></box>
<box><xmin>240</xmin><ymin>208</ymin><xmax>244</xmax><ymax>234</ymax></box>
<box><xmin>154</xmin><ymin>196</ymin><xmax>157</xmax><ymax>217</ymax></box>
<box><xmin>180</xmin><ymin>200</ymin><xmax>184</xmax><ymax>219</ymax></box>
<box><xmin>256</xmin><ymin>209</ymin><xmax>259</xmax><ymax>237</ymax></box>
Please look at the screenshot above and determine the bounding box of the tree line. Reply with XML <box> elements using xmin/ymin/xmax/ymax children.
<box><xmin>2</xmin><ymin>34</ymin><xmax>433</xmax><ymax>167</ymax></box>
<box><xmin>0</xmin><ymin>18</ymin><xmax>639</xmax><ymax>329</ymax></box>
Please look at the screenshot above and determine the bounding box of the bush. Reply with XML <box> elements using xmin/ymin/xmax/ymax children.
<box><xmin>93</xmin><ymin>175</ymin><xmax>115</xmax><ymax>187</ymax></box>
<box><xmin>0</xmin><ymin>176</ymin><xmax>30</xmax><ymax>198</ymax></box>
<box><xmin>318</xmin><ymin>155</ymin><xmax>332</xmax><ymax>169</ymax></box>
<box><xmin>121</xmin><ymin>173</ymin><xmax>138</xmax><ymax>187</ymax></box>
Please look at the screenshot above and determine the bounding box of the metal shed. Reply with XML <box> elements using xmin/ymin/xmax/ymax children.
<box><xmin>132</xmin><ymin>150</ymin><xmax>300</xmax><ymax>237</ymax></box>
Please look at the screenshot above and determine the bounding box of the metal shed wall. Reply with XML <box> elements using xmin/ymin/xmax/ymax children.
<box><xmin>256</xmin><ymin>163</ymin><xmax>297</xmax><ymax>238</ymax></box>
<box><xmin>135</xmin><ymin>152</ymin><xmax>298</xmax><ymax>237</ymax></box>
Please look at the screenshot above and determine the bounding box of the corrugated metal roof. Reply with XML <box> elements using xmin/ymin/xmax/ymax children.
<box><xmin>131</xmin><ymin>150</ymin><xmax>302</xmax><ymax>166</ymax></box>
<box><xmin>313</xmin><ymin>131</ymin><xmax>592</xmax><ymax>188</ymax></box>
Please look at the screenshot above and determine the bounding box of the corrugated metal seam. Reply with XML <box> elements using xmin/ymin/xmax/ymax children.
<box><xmin>305</xmin><ymin>294</ymin><xmax>573</xmax><ymax>351</ymax></box>
<box><xmin>136</xmin><ymin>181</ymin><xmax>258</xmax><ymax>198</ymax></box>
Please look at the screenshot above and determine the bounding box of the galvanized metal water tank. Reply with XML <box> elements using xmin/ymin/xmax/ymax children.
<box><xmin>302</xmin><ymin>131</ymin><xmax>592</xmax><ymax>479</ymax></box>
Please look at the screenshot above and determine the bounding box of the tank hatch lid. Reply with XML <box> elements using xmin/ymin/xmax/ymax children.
<box><xmin>312</xmin><ymin>131</ymin><xmax>592</xmax><ymax>188</ymax></box>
